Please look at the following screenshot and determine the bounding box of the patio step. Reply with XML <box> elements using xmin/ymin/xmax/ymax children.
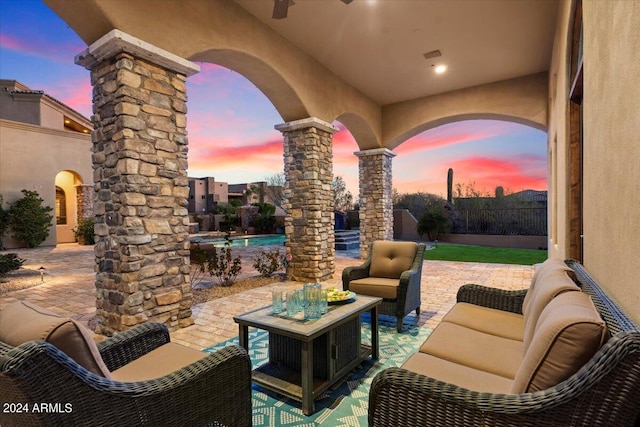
<box><xmin>335</xmin><ymin>230</ymin><xmax>360</xmax><ymax>251</ymax></box>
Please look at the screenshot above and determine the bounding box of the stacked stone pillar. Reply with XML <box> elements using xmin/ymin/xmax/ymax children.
<box><xmin>356</xmin><ymin>148</ymin><xmax>396</xmax><ymax>259</ymax></box>
<box><xmin>76</xmin><ymin>31</ymin><xmax>199</xmax><ymax>335</ymax></box>
<box><xmin>276</xmin><ymin>118</ymin><xmax>337</xmax><ymax>282</ymax></box>
<box><xmin>75</xmin><ymin>184</ymin><xmax>94</xmax><ymax>220</ymax></box>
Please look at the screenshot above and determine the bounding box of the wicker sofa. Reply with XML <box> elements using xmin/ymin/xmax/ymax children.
<box><xmin>369</xmin><ymin>259</ymin><xmax>640</xmax><ymax>426</ymax></box>
<box><xmin>0</xmin><ymin>301</ymin><xmax>252</xmax><ymax>427</ymax></box>
<box><xmin>343</xmin><ymin>240</ymin><xmax>426</xmax><ymax>332</ymax></box>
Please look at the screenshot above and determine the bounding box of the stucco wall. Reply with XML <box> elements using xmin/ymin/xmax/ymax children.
<box><xmin>40</xmin><ymin>101</ymin><xmax>64</xmax><ymax>130</ymax></box>
<box><xmin>547</xmin><ymin>0</ymin><xmax>573</xmax><ymax>260</ymax></box>
<box><xmin>44</xmin><ymin>0</ymin><xmax>549</xmax><ymax>153</ymax></box>
<box><xmin>549</xmin><ymin>0</ymin><xmax>640</xmax><ymax>323</ymax></box>
<box><xmin>0</xmin><ymin>120</ymin><xmax>92</xmax><ymax>248</ymax></box>
<box><xmin>580</xmin><ymin>0</ymin><xmax>640</xmax><ymax>322</ymax></box>
<box><xmin>383</xmin><ymin>72</ymin><xmax>549</xmax><ymax>149</ymax></box>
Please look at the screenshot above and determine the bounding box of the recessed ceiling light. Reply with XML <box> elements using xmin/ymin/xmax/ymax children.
<box><xmin>434</xmin><ymin>65</ymin><xmax>447</xmax><ymax>74</ymax></box>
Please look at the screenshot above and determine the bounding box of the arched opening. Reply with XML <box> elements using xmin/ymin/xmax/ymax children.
<box><xmin>393</xmin><ymin>119</ymin><xmax>547</xmax><ymax>196</ymax></box>
<box><xmin>391</xmin><ymin>118</ymin><xmax>548</xmax><ymax>248</ymax></box>
<box><xmin>55</xmin><ymin>186</ymin><xmax>67</xmax><ymax>225</ymax></box>
<box><xmin>54</xmin><ymin>170</ymin><xmax>83</xmax><ymax>244</ymax></box>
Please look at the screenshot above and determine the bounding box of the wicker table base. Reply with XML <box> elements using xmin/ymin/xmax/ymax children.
<box><xmin>234</xmin><ymin>294</ymin><xmax>381</xmax><ymax>415</ymax></box>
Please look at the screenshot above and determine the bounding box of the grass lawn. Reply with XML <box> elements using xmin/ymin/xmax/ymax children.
<box><xmin>424</xmin><ymin>243</ymin><xmax>547</xmax><ymax>265</ymax></box>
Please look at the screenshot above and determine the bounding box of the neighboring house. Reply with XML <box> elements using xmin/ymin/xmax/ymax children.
<box><xmin>0</xmin><ymin>79</ymin><xmax>93</xmax><ymax>249</ymax></box>
<box><xmin>188</xmin><ymin>177</ymin><xmax>283</xmax><ymax>213</ymax></box>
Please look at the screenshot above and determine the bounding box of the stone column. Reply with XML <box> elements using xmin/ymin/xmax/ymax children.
<box><xmin>276</xmin><ymin>117</ymin><xmax>337</xmax><ymax>282</ymax></box>
<box><xmin>76</xmin><ymin>30</ymin><xmax>200</xmax><ymax>335</ymax></box>
<box><xmin>75</xmin><ymin>184</ymin><xmax>94</xmax><ymax>220</ymax></box>
<box><xmin>356</xmin><ymin>148</ymin><xmax>396</xmax><ymax>259</ymax></box>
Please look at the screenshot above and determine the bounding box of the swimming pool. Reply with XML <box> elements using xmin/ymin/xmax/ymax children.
<box><xmin>193</xmin><ymin>235</ymin><xmax>286</xmax><ymax>248</ymax></box>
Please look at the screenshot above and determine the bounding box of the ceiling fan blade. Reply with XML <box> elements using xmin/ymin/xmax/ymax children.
<box><xmin>341</xmin><ymin>0</ymin><xmax>354</xmax><ymax>4</ymax></box>
<box><xmin>272</xmin><ymin>0</ymin><xmax>289</xmax><ymax>19</ymax></box>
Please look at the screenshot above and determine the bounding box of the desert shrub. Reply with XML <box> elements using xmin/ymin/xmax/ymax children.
<box><xmin>0</xmin><ymin>253</ymin><xmax>25</xmax><ymax>276</ymax></box>
<box><xmin>417</xmin><ymin>204</ymin><xmax>452</xmax><ymax>241</ymax></box>
<box><xmin>190</xmin><ymin>234</ymin><xmax>241</xmax><ymax>286</ymax></box>
<box><xmin>8</xmin><ymin>190</ymin><xmax>54</xmax><ymax>248</ymax></box>
<box><xmin>252</xmin><ymin>249</ymin><xmax>285</xmax><ymax>277</ymax></box>
<box><xmin>73</xmin><ymin>217</ymin><xmax>95</xmax><ymax>245</ymax></box>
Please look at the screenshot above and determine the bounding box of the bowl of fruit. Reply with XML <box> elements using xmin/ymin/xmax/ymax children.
<box><xmin>326</xmin><ymin>287</ymin><xmax>356</xmax><ymax>304</ymax></box>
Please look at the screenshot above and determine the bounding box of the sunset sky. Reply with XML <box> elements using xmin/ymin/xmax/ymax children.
<box><xmin>0</xmin><ymin>0</ymin><xmax>548</xmax><ymax>199</ymax></box>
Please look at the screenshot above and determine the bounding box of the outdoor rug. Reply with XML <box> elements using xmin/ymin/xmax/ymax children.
<box><xmin>203</xmin><ymin>314</ymin><xmax>432</xmax><ymax>427</ymax></box>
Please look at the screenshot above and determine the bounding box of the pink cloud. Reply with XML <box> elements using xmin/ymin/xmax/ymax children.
<box><xmin>188</xmin><ymin>138</ymin><xmax>284</xmax><ymax>170</ymax></box>
<box><xmin>50</xmin><ymin>79</ymin><xmax>93</xmax><ymax>117</ymax></box>
<box><xmin>0</xmin><ymin>32</ymin><xmax>84</xmax><ymax>62</ymax></box>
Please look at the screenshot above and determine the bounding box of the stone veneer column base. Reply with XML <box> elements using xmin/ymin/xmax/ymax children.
<box><xmin>276</xmin><ymin>117</ymin><xmax>337</xmax><ymax>282</ymax></box>
<box><xmin>76</xmin><ymin>30</ymin><xmax>199</xmax><ymax>335</ymax></box>
<box><xmin>356</xmin><ymin>148</ymin><xmax>396</xmax><ymax>259</ymax></box>
<box><xmin>76</xmin><ymin>184</ymin><xmax>94</xmax><ymax>220</ymax></box>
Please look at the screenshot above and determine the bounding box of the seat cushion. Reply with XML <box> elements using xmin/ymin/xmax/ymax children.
<box><xmin>511</xmin><ymin>291</ymin><xmax>608</xmax><ymax>393</ymax></box>
<box><xmin>0</xmin><ymin>301</ymin><xmax>112</xmax><ymax>378</ymax></box>
<box><xmin>402</xmin><ymin>352</ymin><xmax>513</xmax><ymax>394</ymax></box>
<box><xmin>111</xmin><ymin>342</ymin><xmax>208</xmax><ymax>382</ymax></box>
<box><xmin>419</xmin><ymin>322</ymin><xmax>523</xmax><ymax>379</ymax></box>
<box><xmin>369</xmin><ymin>241</ymin><xmax>417</xmax><ymax>279</ymax></box>
<box><xmin>349</xmin><ymin>277</ymin><xmax>400</xmax><ymax>299</ymax></box>
<box><xmin>442</xmin><ymin>302</ymin><xmax>525</xmax><ymax>341</ymax></box>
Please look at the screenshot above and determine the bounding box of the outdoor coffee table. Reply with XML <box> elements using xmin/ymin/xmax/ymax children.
<box><xmin>233</xmin><ymin>294</ymin><xmax>382</xmax><ymax>415</ymax></box>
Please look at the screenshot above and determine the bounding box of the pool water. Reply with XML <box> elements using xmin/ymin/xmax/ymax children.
<box><xmin>197</xmin><ymin>235</ymin><xmax>286</xmax><ymax>248</ymax></box>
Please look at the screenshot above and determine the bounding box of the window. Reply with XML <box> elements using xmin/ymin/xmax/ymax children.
<box><xmin>56</xmin><ymin>187</ymin><xmax>67</xmax><ymax>225</ymax></box>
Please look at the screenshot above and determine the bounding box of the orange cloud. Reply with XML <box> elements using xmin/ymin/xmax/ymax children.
<box><xmin>448</xmin><ymin>156</ymin><xmax>547</xmax><ymax>194</ymax></box>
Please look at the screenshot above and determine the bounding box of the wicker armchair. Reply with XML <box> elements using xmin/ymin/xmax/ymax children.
<box><xmin>343</xmin><ymin>240</ymin><xmax>426</xmax><ymax>332</ymax></box>
<box><xmin>0</xmin><ymin>321</ymin><xmax>252</xmax><ymax>427</ymax></box>
<box><xmin>368</xmin><ymin>260</ymin><xmax>640</xmax><ymax>427</ymax></box>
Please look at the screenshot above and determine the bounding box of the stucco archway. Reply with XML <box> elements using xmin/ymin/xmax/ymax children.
<box><xmin>54</xmin><ymin>170</ymin><xmax>83</xmax><ymax>244</ymax></box>
<box><xmin>382</xmin><ymin>73</ymin><xmax>548</xmax><ymax>150</ymax></box>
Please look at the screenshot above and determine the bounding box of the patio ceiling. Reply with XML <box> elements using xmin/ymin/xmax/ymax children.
<box><xmin>234</xmin><ymin>0</ymin><xmax>559</xmax><ymax>105</ymax></box>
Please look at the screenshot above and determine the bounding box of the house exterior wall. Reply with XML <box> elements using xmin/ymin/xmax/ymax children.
<box><xmin>547</xmin><ymin>0</ymin><xmax>573</xmax><ymax>260</ymax></box>
<box><xmin>0</xmin><ymin>82</ymin><xmax>41</xmax><ymax>126</ymax></box>
<box><xmin>581</xmin><ymin>0</ymin><xmax>640</xmax><ymax>322</ymax></box>
<box><xmin>39</xmin><ymin>99</ymin><xmax>65</xmax><ymax>130</ymax></box>
<box><xmin>0</xmin><ymin>120</ymin><xmax>92</xmax><ymax>248</ymax></box>
<box><xmin>548</xmin><ymin>0</ymin><xmax>640</xmax><ymax>323</ymax></box>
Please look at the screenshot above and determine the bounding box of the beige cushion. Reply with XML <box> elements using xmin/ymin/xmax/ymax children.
<box><xmin>522</xmin><ymin>269</ymin><xmax>580</xmax><ymax>350</ymax></box>
<box><xmin>369</xmin><ymin>241</ymin><xmax>417</xmax><ymax>279</ymax></box>
<box><xmin>419</xmin><ymin>322</ymin><xmax>522</xmax><ymax>379</ymax></box>
<box><xmin>0</xmin><ymin>301</ymin><xmax>112</xmax><ymax>378</ymax></box>
<box><xmin>511</xmin><ymin>292</ymin><xmax>608</xmax><ymax>393</ymax></box>
<box><xmin>111</xmin><ymin>342</ymin><xmax>208</xmax><ymax>382</ymax></box>
<box><xmin>402</xmin><ymin>352</ymin><xmax>513</xmax><ymax>394</ymax></box>
<box><xmin>523</xmin><ymin>258</ymin><xmax>574</xmax><ymax>314</ymax></box>
<box><xmin>349</xmin><ymin>277</ymin><xmax>399</xmax><ymax>299</ymax></box>
<box><xmin>442</xmin><ymin>302</ymin><xmax>525</xmax><ymax>341</ymax></box>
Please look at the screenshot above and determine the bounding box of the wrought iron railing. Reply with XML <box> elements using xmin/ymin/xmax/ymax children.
<box><xmin>452</xmin><ymin>208</ymin><xmax>547</xmax><ymax>236</ymax></box>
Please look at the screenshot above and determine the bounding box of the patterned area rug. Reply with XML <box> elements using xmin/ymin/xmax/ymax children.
<box><xmin>203</xmin><ymin>314</ymin><xmax>432</xmax><ymax>427</ymax></box>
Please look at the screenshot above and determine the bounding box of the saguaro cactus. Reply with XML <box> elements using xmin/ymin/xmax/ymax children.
<box><xmin>447</xmin><ymin>168</ymin><xmax>453</xmax><ymax>203</ymax></box>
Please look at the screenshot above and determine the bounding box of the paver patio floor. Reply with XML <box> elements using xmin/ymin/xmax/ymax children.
<box><xmin>0</xmin><ymin>243</ymin><xmax>533</xmax><ymax>349</ymax></box>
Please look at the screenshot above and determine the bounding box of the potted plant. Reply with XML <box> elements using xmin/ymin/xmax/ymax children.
<box><xmin>73</xmin><ymin>217</ymin><xmax>95</xmax><ymax>245</ymax></box>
